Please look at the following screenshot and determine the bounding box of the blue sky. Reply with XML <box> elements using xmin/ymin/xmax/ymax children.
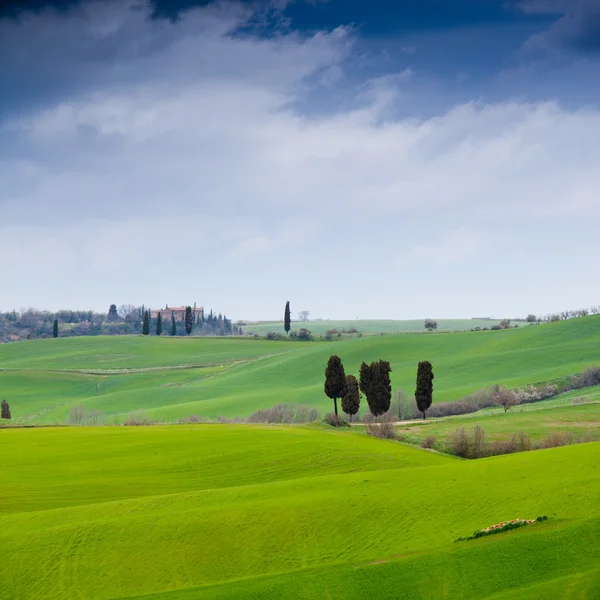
<box><xmin>1</xmin><ymin>0</ymin><xmax>599</xmax><ymax>320</ymax></box>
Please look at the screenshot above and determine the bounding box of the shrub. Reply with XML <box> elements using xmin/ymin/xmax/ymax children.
<box><xmin>123</xmin><ymin>412</ymin><xmax>155</xmax><ymax>426</ymax></box>
<box><xmin>366</xmin><ymin>422</ymin><xmax>396</xmax><ymax>439</ymax></box>
<box><xmin>246</xmin><ymin>403</ymin><xmax>319</xmax><ymax>424</ymax></box>
<box><xmin>471</xmin><ymin>425</ymin><xmax>487</xmax><ymax>458</ymax></box>
<box><xmin>449</xmin><ymin>427</ymin><xmax>470</xmax><ymax>457</ymax></box>
<box><xmin>325</xmin><ymin>413</ymin><xmax>348</xmax><ymax>428</ymax></box>
<box><xmin>297</xmin><ymin>328</ymin><xmax>313</xmax><ymax>341</ymax></box>
<box><xmin>266</xmin><ymin>331</ymin><xmax>283</xmax><ymax>340</ymax></box>
<box><xmin>541</xmin><ymin>431</ymin><xmax>573</xmax><ymax>448</ymax></box>
<box><xmin>568</xmin><ymin>366</ymin><xmax>600</xmax><ymax>390</ymax></box>
<box><xmin>421</xmin><ymin>436</ymin><xmax>437</xmax><ymax>449</ymax></box>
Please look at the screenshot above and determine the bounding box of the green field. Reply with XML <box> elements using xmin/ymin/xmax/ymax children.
<box><xmin>241</xmin><ymin>318</ymin><xmax>515</xmax><ymax>336</ymax></box>
<box><xmin>393</xmin><ymin>386</ymin><xmax>600</xmax><ymax>446</ymax></box>
<box><xmin>2</xmin><ymin>316</ymin><xmax>600</xmax><ymax>424</ymax></box>
<box><xmin>1</xmin><ymin>425</ymin><xmax>600</xmax><ymax>599</ymax></box>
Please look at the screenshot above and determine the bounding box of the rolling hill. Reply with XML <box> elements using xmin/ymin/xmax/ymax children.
<box><xmin>1</xmin><ymin>316</ymin><xmax>600</xmax><ymax>424</ymax></box>
<box><xmin>1</xmin><ymin>425</ymin><xmax>599</xmax><ymax>599</ymax></box>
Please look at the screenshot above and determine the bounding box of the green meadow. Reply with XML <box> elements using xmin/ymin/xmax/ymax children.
<box><xmin>1</xmin><ymin>426</ymin><xmax>600</xmax><ymax>599</ymax></box>
<box><xmin>393</xmin><ymin>386</ymin><xmax>600</xmax><ymax>446</ymax></box>
<box><xmin>2</xmin><ymin>316</ymin><xmax>600</xmax><ymax>424</ymax></box>
<box><xmin>2</xmin><ymin>316</ymin><xmax>600</xmax><ymax>598</ymax></box>
<box><xmin>241</xmin><ymin>318</ymin><xmax>512</xmax><ymax>336</ymax></box>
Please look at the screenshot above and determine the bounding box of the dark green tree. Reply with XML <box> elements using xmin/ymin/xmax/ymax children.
<box><xmin>324</xmin><ymin>355</ymin><xmax>346</xmax><ymax>416</ymax></box>
<box><xmin>156</xmin><ymin>312</ymin><xmax>163</xmax><ymax>336</ymax></box>
<box><xmin>171</xmin><ymin>314</ymin><xmax>177</xmax><ymax>336</ymax></box>
<box><xmin>359</xmin><ymin>360</ymin><xmax>392</xmax><ymax>416</ymax></box>
<box><xmin>415</xmin><ymin>361</ymin><xmax>434</xmax><ymax>419</ymax></box>
<box><xmin>1</xmin><ymin>399</ymin><xmax>11</xmax><ymax>420</ymax></box>
<box><xmin>284</xmin><ymin>301</ymin><xmax>291</xmax><ymax>335</ymax></box>
<box><xmin>185</xmin><ymin>306</ymin><xmax>193</xmax><ymax>335</ymax></box>
<box><xmin>108</xmin><ymin>304</ymin><xmax>118</xmax><ymax>322</ymax></box>
<box><xmin>341</xmin><ymin>374</ymin><xmax>361</xmax><ymax>421</ymax></box>
<box><xmin>142</xmin><ymin>310</ymin><xmax>150</xmax><ymax>335</ymax></box>
<box><xmin>53</xmin><ymin>319</ymin><xmax>59</xmax><ymax>338</ymax></box>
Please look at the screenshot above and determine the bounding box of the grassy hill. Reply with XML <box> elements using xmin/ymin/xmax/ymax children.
<box><xmin>1</xmin><ymin>425</ymin><xmax>599</xmax><ymax>599</ymax></box>
<box><xmin>241</xmin><ymin>318</ymin><xmax>513</xmax><ymax>336</ymax></box>
<box><xmin>2</xmin><ymin>316</ymin><xmax>600</xmax><ymax>424</ymax></box>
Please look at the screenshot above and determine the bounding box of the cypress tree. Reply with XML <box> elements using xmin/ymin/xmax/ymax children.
<box><xmin>415</xmin><ymin>361</ymin><xmax>434</xmax><ymax>419</ymax></box>
<box><xmin>53</xmin><ymin>319</ymin><xmax>59</xmax><ymax>338</ymax></box>
<box><xmin>284</xmin><ymin>301</ymin><xmax>291</xmax><ymax>335</ymax></box>
<box><xmin>1</xmin><ymin>399</ymin><xmax>11</xmax><ymax>420</ymax></box>
<box><xmin>359</xmin><ymin>360</ymin><xmax>392</xmax><ymax>416</ymax></box>
<box><xmin>324</xmin><ymin>355</ymin><xmax>346</xmax><ymax>416</ymax></box>
<box><xmin>108</xmin><ymin>304</ymin><xmax>118</xmax><ymax>321</ymax></box>
<box><xmin>185</xmin><ymin>306</ymin><xmax>193</xmax><ymax>335</ymax></box>
<box><xmin>171</xmin><ymin>314</ymin><xmax>177</xmax><ymax>336</ymax></box>
<box><xmin>142</xmin><ymin>310</ymin><xmax>150</xmax><ymax>335</ymax></box>
<box><xmin>341</xmin><ymin>374</ymin><xmax>361</xmax><ymax>421</ymax></box>
<box><xmin>156</xmin><ymin>312</ymin><xmax>163</xmax><ymax>336</ymax></box>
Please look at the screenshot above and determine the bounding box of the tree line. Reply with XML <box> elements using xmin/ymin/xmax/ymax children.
<box><xmin>0</xmin><ymin>303</ymin><xmax>239</xmax><ymax>342</ymax></box>
<box><xmin>324</xmin><ymin>355</ymin><xmax>435</xmax><ymax>421</ymax></box>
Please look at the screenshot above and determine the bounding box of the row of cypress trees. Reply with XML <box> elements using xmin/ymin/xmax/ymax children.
<box><xmin>324</xmin><ymin>355</ymin><xmax>435</xmax><ymax>420</ymax></box>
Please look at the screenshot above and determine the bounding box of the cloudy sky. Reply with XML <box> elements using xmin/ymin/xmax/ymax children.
<box><xmin>1</xmin><ymin>0</ymin><xmax>599</xmax><ymax>320</ymax></box>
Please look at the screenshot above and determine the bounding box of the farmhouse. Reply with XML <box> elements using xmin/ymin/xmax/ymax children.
<box><xmin>151</xmin><ymin>305</ymin><xmax>204</xmax><ymax>321</ymax></box>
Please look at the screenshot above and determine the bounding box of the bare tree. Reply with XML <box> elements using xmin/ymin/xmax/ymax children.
<box><xmin>118</xmin><ymin>304</ymin><xmax>138</xmax><ymax>322</ymax></box>
<box><xmin>493</xmin><ymin>387</ymin><xmax>520</xmax><ymax>413</ymax></box>
<box><xmin>298</xmin><ymin>310</ymin><xmax>310</xmax><ymax>322</ymax></box>
<box><xmin>85</xmin><ymin>410</ymin><xmax>104</xmax><ymax>425</ymax></box>
<box><xmin>68</xmin><ymin>404</ymin><xmax>85</xmax><ymax>425</ymax></box>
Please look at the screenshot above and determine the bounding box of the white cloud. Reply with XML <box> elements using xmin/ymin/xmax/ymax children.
<box><xmin>1</xmin><ymin>0</ymin><xmax>600</xmax><ymax>319</ymax></box>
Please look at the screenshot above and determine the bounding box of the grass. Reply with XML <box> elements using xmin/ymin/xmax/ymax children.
<box><xmin>241</xmin><ymin>318</ymin><xmax>514</xmax><ymax>336</ymax></box>
<box><xmin>1</xmin><ymin>425</ymin><xmax>599</xmax><ymax>599</ymax></box>
<box><xmin>2</xmin><ymin>316</ymin><xmax>600</xmax><ymax>424</ymax></box>
<box><xmin>394</xmin><ymin>387</ymin><xmax>600</xmax><ymax>446</ymax></box>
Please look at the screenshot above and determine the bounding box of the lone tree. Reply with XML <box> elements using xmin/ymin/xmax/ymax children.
<box><xmin>324</xmin><ymin>355</ymin><xmax>346</xmax><ymax>416</ymax></box>
<box><xmin>341</xmin><ymin>374</ymin><xmax>361</xmax><ymax>421</ymax></box>
<box><xmin>171</xmin><ymin>314</ymin><xmax>177</xmax><ymax>336</ymax></box>
<box><xmin>142</xmin><ymin>310</ymin><xmax>150</xmax><ymax>336</ymax></box>
<box><xmin>185</xmin><ymin>306</ymin><xmax>193</xmax><ymax>335</ymax></box>
<box><xmin>359</xmin><ymin>360</ymin><xmax>392</xmax><ymax>416</ymax></box>
<box><xmin>493</xmin><ymin>387</ymin><xmax>520</xmax><ymax>413</ymax></box>
<box><xmin>424</xmin><ymin>319</ymin><xmax>438</xmax><ymax>331</ymax></box>
<box><xmin>284</xmin><ymin>301</ymin><xmax>291</xmax><ymax>335</ymax></box>
<box><xmin>415</xmin><ymin>361</ymin><xmax>434</xmax><ymax>419</ymax></box>
<box><xmin>1</xmin><ymin>399</ymin><xmax>11</xmax><ymax>420</ymax></box>
<box><xmin>156</xmin><ymin>312</ymin><xmax>163</xmax><ymax>336</ymax></box>
<box><xmin>107</xmin><ymin>304</ymin><xmax>119</xmax><ymax>322</ymax></box>
<box><xmin>53</xmin><ymin>319</ymin><xmax>59</xmax><ymax>338</ymax></box>
<box><xmin>526</xmin><ymin>314</ymin><xmax>537</xmax><ymax>324</ymax></box>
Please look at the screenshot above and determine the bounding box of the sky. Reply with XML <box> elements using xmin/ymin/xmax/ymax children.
<box><xmin>1</xmin><ymin>0</ymin><xmax>599</xmax><ymax>320</ymax></box>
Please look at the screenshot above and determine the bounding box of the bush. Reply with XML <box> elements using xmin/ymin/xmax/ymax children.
<box><xmin>541</xmin><ymin>431</ymin><xmax>573</xmax><ymax>448</ymax></box>
<box><xmin>325</xmin><ymin>413</ymin><xmax>348</xmax><ymax>428</ymax></box>
<box><xmin>247</xmin><ymin>403</ymin><xmax>319</xmax><ymax>424</ymax></box>
<box><xmin>297</xmin><ymin>328</ymin><xmax>313</xmax><ymax>341</ymax></box>
<box><xmin>449</xmin><ymin>427</ymin><xmax>470</xmax><ymax>457</ymax></box>
<box><xmin>366</xmin><ymin>421</ymin><xmax>396</xmax><ymax>439</ymax></box>
<box><xmin>123</xmin><ymin>412</ymin><xmax>155</xmax><ymax>426</ymax></box>
<box><xmin>568</xmin><ymin>366</ymin><xmax>600</xmax><ymax>390</ymax></box>
<box><xmin>421</xmin><ymin>436</ymin><xmax>437</xmax><ymax>449</ymax></box>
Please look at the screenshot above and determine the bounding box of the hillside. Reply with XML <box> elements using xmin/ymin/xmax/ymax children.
<box><xmin>241</xmin><ymin>318</ymin><xmax>514</xmax><ymax>336</ymax></box>
<box><xmin>2</xmin><ymin>316</ymin><xmax>600</xmax><ymax>424</ymax></box>
<box><xmin>1</xmin><ymin>425</ymin><xmax>599</xmax><ymax>599</ymax></box>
